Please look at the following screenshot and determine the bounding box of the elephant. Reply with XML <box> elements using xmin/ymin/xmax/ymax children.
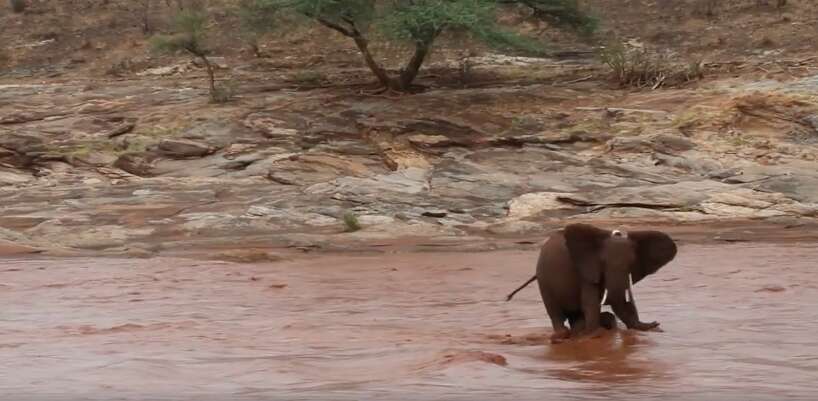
<box><xmin>506</xmin><ymin>223</ymin><xmax>677</xmax><ymax>342</ymax></box>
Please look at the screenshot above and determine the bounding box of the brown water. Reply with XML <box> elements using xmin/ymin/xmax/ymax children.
<box><xmin>1</xmin><ymin>243</ymin><xmax>817</xmax><ymax>400</ymax></box>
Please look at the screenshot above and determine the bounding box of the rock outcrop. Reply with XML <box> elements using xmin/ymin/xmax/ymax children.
<box><xmin>1</xmin><ymin>64</ymin><xmax>818</xmax><ymax>256</ymax></box>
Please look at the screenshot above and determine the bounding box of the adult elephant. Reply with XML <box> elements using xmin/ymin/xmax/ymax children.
<box><xmin>506</xmin><ymin>223</ymin><xmax>678</xmax><ymax>343</ymax></box>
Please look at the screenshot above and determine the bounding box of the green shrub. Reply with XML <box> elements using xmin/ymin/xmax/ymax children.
<box><xmin>292</xmin><ymin>70</ymin><xmax>325</xmax><ymax>86</ymax></box>
<box><xmin>210</xmin><ymin>81</ymin><xmax>236</xmax><ymax>104</ymax></box>
<box><xmin>151</xmin><ymin>11</ymin><xmax>230</xmax><ymax>103</ymax></box>
<box><xmin>343</xmin><ymin>212</ymin><xmax>362</xmax><ymax>232</ymax></box>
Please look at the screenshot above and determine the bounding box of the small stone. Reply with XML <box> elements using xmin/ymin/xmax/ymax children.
<box><xmin>408</xmin><ymin>134</ymin><xmax>453</xmax><ymax>148</ymax></box>
<box><xmin>0</xmin><ymin>133</ymin><xmax>44</xmax><ymax>154</ymax></box>
<box><xmin>243</xmin><ymin>114</ymin><xmax>298</xmax><ymax>138</ymax></box>
<box><xmin>651</xmin><ymin>133</ymin><xmax>695</xmax><ymax>152</ymax></box>
<box><xmin>357</xmin><ymin>215</ymin><xmax>396</xmax><ymax>226</ymax></box>
<box><xmin>114</xmin><ymin>153</ymin><xmax>154</xmax><ymax>176</ymax></box>
<box><xmin>75</xmin><ymin>152</ymin><xmax>118</xmax><ymax>166</ymax></box>
<box><xmin>303</xmin><ymin>214</ymin><xmax>339</xmax><ymax>227</ymax></box>
<box><xmin>421</xmin><ymin>209</ymin><xmax>448</xmax><ymax>218</ymax></box>
<box><xmin>755</xmin><ymin>285</ymin><xmax>786</xmax><ymax>293</ymax></box>
<box><xmin>606</xmin><ymin>137</ymin><xmax>650</xmax><ymax>153</ymax></box>
<box><xmin>0</xmin><ymin>170</ymin><xmax>33</xmax><ymax>184</ymax></box>
<box><xmin>158</xmin><ymin>139</ymin><xmax>214</xmax><ymax>159</ymax></box>
<box><xmin>507</xmin><ymin>192</ymin><xmax>575</xmax><ymax>218</ymax></box>
<box><xmin>213</xmin><ymin>250</ymin><xmax>285</xmax><ymax>263</ymax></box>
<box><xmin>267</xmin><ymin>172</ymin><xmax>298</xmax><ymax>185</ymax></box>
<box><xmin>487</xmin><ymin>220</ymin><xmax>542</xmax><ymax>235</ymax></box>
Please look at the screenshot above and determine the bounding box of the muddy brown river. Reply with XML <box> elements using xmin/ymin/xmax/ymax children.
<box><xmin>1</xmin><ymin>243</ymin><xmax>817</xmax><ymax>400</ymax></box>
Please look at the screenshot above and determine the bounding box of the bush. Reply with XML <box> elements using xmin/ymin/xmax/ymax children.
<box><xmin>343</xmin><ymin>212</ymin><xmax>362</xmax><ymax>232</ymax></box>
<box><xmin>291</xmin><ymin>70</ymin><xmax>325</xmax><ymax>86</ymax></box>
<box><xmin>598</xmin><ymin>43</ymin><xmax>704</xmax><ymax>89</ymax></box>
<box><xmin>9</xmin><ymin>0</ymin><xmax>26</xmax><ymax>13</ymax></box>
<box><xmin>210</xmin><ymin>80</ymin><xmax>236</xmax><ymax>104</ymax></box>
<box><xmin>151</xmin><ymin>11</ymin><xmax>231</xmax><ymax>103</ymax></box>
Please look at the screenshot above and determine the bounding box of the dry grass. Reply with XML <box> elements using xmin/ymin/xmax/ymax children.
<box><xmin>598</xmin><ymin>43</ymin><xmax>704</xmax><ymax>89</ymax></box>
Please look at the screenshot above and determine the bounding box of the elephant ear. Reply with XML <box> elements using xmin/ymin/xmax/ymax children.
<box><xmin>628</xmin><ymin>230</ymin><xmax>677</xmax><ymax>284</ymax></box>
<box><xmin>563</xmin><ymin>223</ymin><xmax>611</xmax><ymax>284</ymax></box>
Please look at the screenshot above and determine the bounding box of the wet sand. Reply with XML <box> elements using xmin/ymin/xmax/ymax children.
<box><xmin>1</xmin><ymin>243</ymin><xmax>817</xmax><ymax>400</ymax></box>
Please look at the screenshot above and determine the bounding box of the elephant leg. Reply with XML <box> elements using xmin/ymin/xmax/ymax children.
<box><xmin>569</xmin><ymin>311</ymin><xmax>614</xmax><ymax>333</ymax></box>
<box><xmin>600</xmin><ymin>311</ymin><xmax>617</xmax><ymax>330</ymax></box>
<box><xmin>541</xmin><ymin>297</ymin><xmax>570</xmax><ymax>342</ymax></box>
<box><xmin>567</xmin><ymin>313</ymin><xmax>584</xmax><ymax>335</ymax></box>
<box><xmin>611</xmin><ymin>300</ymin><xmax>660</xmax><ymax>331</ymax></box>
<box><xmin>579</xmin><ymin>282</ymin><xmax>603</xmax><ymax>335</ymax></box>
<box><xmin>539</xmin><ymin>283</ymin><xmax>571</xmax><ymax>342</ymax></box>
<box><xmin>546</xmin><ymin>307</ymin><xmax>570</xmax><ymax>342</ymax></box>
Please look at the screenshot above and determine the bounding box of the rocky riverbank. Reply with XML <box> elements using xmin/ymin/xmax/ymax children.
<box><xmin>1</xmin><ymin>55</ymin><xmax>818</xmax><ymax>259</ymax></box>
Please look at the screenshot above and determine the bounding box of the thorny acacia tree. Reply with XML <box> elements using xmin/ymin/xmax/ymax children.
<box><xmin>242</xmin><ymin>0</ymin><xmax>596</xmax><ymax>91</ymax></box>
<box><xmin>151</xmin><ymin>11</ymin><xmax>229</xmax><ymax>102</ymax></box>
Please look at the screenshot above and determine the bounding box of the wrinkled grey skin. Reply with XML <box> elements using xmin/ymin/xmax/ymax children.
<box><xmin>506</xmin><ymin>223</ymin><xmax>678</xmax><ymax>343</ymax></box>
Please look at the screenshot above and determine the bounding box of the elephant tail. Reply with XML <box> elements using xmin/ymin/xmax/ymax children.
<box><xmin>505</xmin><ymin>275</ymin><xmax>537</xmax><ymax>301</ymax></box>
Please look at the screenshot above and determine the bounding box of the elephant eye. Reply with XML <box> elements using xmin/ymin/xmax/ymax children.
<box><xmin>611</xmin><ymin>229</ymin><xmax>628</xmax><ymax>238</ymax></box>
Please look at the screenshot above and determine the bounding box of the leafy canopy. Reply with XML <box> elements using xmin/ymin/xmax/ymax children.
<box><xmin>150</xmin><ymin>10</ymin><xmax>210</xmax><ymax>56</ymax></box>
<box><xmin>242</xmin><ymin>0</ymin><xmax>595</xmax><ymax>90</ymax></box>
<box><xmin>238</xmin><ymin>0</ymin><xmax>282</xmax><ymax>38</ymax></box>
<box><xmin>250</xmin><ymin>0</ymin><xmax>595</xmax><ymax>52</ymax></box>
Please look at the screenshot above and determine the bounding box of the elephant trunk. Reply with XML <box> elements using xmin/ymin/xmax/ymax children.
<box><xmin>599</xmin><ymin>237</ymin><xmax>639</xmax><ymax>305</ymax></box>
<box><xmin>602</xmin><ymin>268</ymin><xmax>633</xmax><ymax>305</ymax></box>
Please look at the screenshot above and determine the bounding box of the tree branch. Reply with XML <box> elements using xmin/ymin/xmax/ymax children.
<box><xmin>316</xmin><ymin>18</ymin><xmax>353</xmax><ymax>37</ymax></box>
<box><xmin>340</xmin><ymin>16</ymin><xmax>362</xmax><ymax>37</ymax></box>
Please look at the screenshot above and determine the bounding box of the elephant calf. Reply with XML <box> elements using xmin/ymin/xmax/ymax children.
<box><xmin>506</xmin><ymin>223</ymin><xmax>677</xmax><ymax>343</ymax></box>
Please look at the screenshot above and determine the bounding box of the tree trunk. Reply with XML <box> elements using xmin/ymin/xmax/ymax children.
<box><xmin>397</xmin><ymin>43</ymin><xmax>431</xmax><ymax>91</ymax></box>
<box><xmin>352</xmin><ymin>36</ymin><xmax>436</xmax><ymax>92</ymax></box>
<box><xmin>351</xmin><ymin>36</ymin><xmax>399</xmax><ymax>91</ymax></box>
<box><xmin>196</xmin><ymin>53</ymin><xmax>217</xmax><ymax>99</ymax></box>
<box><xmin>140</xmin><ymin>0</ymin><xmax>151</xmax><ymax>34</ymax></box>
<box><xmin>319</xmin><ymin>16</ymin><xmax>438</xmax><ymax>93</ymax></box>
<box><xmin>313</xmin><ymin>15</ymin><xmax>439</xmax><ymax>92</ymax></box>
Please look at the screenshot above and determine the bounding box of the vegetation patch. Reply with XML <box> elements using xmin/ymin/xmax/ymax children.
<box><xmin>291</xmin><ymin>70</ymin><xmax>326</xmax><ymax>86</ymax></box>
<box><xmin>237</xmin><ymin>0</ymin><xmax>596</xmax><ymax>92</ymax></box>
<box><xmin>342</xmin><ymin>211</ymin><xmax>362</xmax><ymax>232</ymax></box>
<box><xmin>151</xmin><ymin>10</ymin><xmax>232</xmax><ymax>103</ymax></box>
<box><xmin>598</xmin><ymin>42</ymin><xmax>704</xmax><ymax>89</ymax></box>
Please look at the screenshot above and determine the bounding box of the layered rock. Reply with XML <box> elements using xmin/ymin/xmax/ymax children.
<box><xmin>1</xmin><ymin>67</ymin><xmax>817</xmax><ymax>256</ymax></box>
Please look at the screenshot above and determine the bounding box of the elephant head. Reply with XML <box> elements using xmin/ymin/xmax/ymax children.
<box><xmin>563</xmin><ymin>223</ymin><xmax>677</xmax><ymax>302</ymax></box>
